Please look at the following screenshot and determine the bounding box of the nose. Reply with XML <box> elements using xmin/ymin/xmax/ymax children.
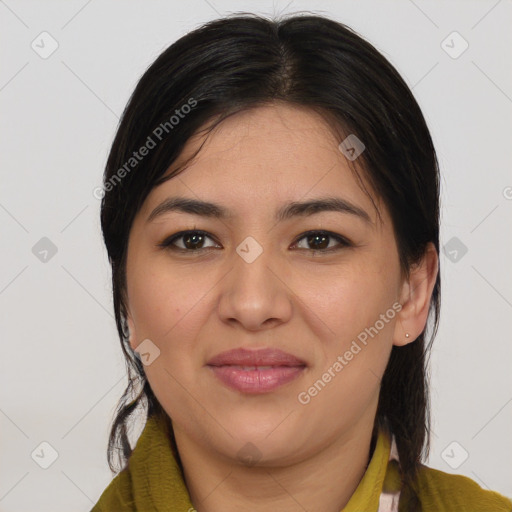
<box><xmin>217</xmin><ymin>240</ymin><xmax>293</xmax><ymax>332</ymax></box>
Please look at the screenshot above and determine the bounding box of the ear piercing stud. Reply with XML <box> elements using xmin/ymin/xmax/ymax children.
<box><xmin>405</xmin><ymin>333</ymin><xmax>410</xmax><ymax>338</ymax></box>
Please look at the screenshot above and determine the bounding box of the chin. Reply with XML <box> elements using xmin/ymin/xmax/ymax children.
<box><xmin>217</xmin><ymin>418</ymin><xmax>305</xmax><ymax>463</ymax></box>
<box><xmin>227</xmin><ymin>435</ymin><xmax>301</xmax><ymax>467</ymax></box>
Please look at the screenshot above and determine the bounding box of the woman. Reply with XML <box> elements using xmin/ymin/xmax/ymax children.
<box><xmin>91</xmin><ymin>13</ymin><xmax>511</xmax><ymax>511</ymax></box>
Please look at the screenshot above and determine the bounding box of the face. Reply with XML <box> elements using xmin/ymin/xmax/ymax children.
<box><xmin>125</xmin><ymin>103</ymin><xmax>407</xmax><ymax>466</ymax></box>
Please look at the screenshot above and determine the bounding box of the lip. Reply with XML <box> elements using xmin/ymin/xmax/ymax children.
<box><xmin>206</xmin><ymin>348</ymin><xmax>307</xmax><ymax>394</ymax></box>
<box><xmin>207</xmin><ymin>347</ymin><xmax>307</xmax><ymax>367</ymax></box>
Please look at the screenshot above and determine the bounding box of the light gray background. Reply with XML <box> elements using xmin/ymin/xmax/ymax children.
<box><xmin>1</xmin><ymin>1</ymin><xmax>511</xmax><ymax>510</ymax></box>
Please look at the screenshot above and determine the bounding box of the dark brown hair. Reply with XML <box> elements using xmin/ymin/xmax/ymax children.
<box><xmin>100</xmin><ymin>12</ymin><xmax>440</xmax><ymax>509</ymax></box>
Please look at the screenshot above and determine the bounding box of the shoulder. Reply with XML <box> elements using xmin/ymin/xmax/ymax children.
<box><xmin>414</xmin><ymin>464</ymin><xmax>512</xmax><ymax>512</ymax></box>
<box><xmin>90</xmin><ymin>468</ymin><xmax>136</xmax><ymax>512</ymax></box>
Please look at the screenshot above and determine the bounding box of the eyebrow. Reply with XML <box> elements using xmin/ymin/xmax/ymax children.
<box><xmin>147</xmin><ymin>196</ymin><xmax>372</xmax><ymax>224</ymax></box>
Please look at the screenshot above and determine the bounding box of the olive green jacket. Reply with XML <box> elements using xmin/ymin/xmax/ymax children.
<box><xmin>91</xmin><ymin>414</ymin><xmax>512</xmax><ymax>511</ymax></box>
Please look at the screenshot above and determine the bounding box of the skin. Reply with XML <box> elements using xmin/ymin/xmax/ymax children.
<box><xmin>125</xmin><ymin>102</ymin><xmax>438</xmax><ymax>512</ymax></box>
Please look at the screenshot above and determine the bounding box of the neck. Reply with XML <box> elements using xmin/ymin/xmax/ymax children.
<box><xmin>173</xmin><ymin>410</ymin><xmax>378</xmax><ymax>512</ymax></box>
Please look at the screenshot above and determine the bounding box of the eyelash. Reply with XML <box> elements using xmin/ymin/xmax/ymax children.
<box><xmin>157</xmin><ymin>229</ymin><xmax>352</xmax><ymax>255</ymax></box>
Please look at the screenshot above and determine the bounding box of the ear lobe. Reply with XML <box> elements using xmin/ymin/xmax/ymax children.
<box><xmin>393</xmin><ymin>242</ymin><xmax>439</xmax><ymax>346</ymax></box>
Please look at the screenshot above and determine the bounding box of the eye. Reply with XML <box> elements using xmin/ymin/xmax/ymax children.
<box><xmin>158</xmin><ymin>229</ymin><xmax>352</xmax><ymax>254</ymax></box>
<box><xmin>291</xmin><ymin>230</ymin><xmax>352</xmax><ymax>253</ymax></box>
<box><xmin>158</xmin><ymin>230</ymin><xmax>219</xmax><ymax>252</ymax></box>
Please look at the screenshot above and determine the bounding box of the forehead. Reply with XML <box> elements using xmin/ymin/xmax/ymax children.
<box><xmin>140</xmin><ymin>103</ymin><xmax>384</xmax><ymax>225</ymax></box>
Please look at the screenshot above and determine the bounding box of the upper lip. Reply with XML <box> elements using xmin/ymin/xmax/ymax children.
<box><xmin>206</xmin><ymin>348</ymin><xmax>307</xmax><ymax>367</ymax></box>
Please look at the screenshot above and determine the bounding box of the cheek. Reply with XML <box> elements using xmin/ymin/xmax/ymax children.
<box><xmin>126</xmin><ymin>257</ymin><xmax>217</xmax><ymax>424</ymax></box>
<box><xmin>127</xmin><ymin>255</ymin><xmax>210</xmax><ymax>342</ymax></box>
<box><xmin>295</xmin><ymin>266</ymin><xmax>398</xmax><ymax>419</ymax></box>
<box><xmin>301</xmin><ymin>259</ymin><xmax>399</xmax><ymax>339</ymax></box>
<box><xmin>296</xmin><ymin>256</ymin><xmax>400</xmax><ymax>405</ymax></box>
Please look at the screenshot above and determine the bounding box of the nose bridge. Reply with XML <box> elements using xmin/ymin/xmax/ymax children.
<box><xmin>217</xmin><ymin>234</ymin><xmax>292</xmax><ymax>329</ymax></box>
<box><xmin>232</xmin><ymin>234</ymin><xmax>277</xmax><ymax>296</ymax></box>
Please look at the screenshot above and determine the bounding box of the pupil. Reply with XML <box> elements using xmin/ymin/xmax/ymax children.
<box><xmin>308</xmin><ymin>233</ymin><xmax>328</xmax><ymax>250</ymax></box>
<box><xmin>185</xmin><ymin>233</ymin><xmax>203</xmax><ymax>250</ymax></box>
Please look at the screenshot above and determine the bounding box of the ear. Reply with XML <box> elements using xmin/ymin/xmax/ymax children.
<box><xmin>393</xmin><ymin>242</ymin><xmax>439</xmax><ymax>346</ymax></box>
<box><xmin>125</xmin><ymin>310</ymin><xmax>138</xmax><ymax>351</ymax></box>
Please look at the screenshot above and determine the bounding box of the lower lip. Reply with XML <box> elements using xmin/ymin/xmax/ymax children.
<box><xmin>208</xmin><ymin>365</ymin><xmax>305</xmax><ymax>393</ymax></box>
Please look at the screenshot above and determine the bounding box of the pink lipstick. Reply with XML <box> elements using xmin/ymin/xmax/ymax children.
<box><xmin>206</xmin><ymin>348</ymin><xmax>306</xmax><ymax>394</ymax></box>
